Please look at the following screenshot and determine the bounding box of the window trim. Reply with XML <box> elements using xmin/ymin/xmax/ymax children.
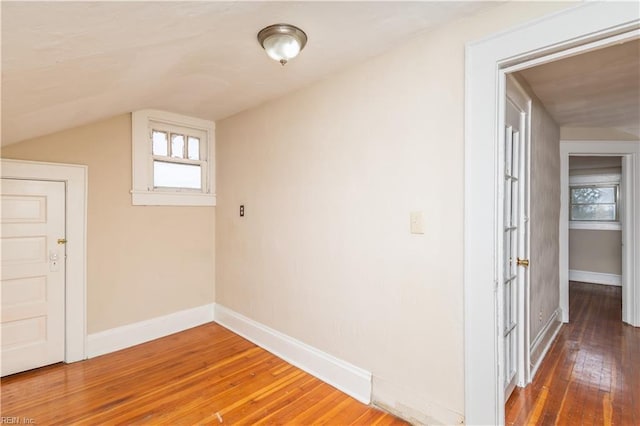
<box><xmin>569</xmin><ymin>173</ymin><xmax>620</xmax><ymax>230</ymax></box>
<box><xmin>131</xmin><ymin>109</ymin><xmax>215</xmax><ymax>206</ymax></box>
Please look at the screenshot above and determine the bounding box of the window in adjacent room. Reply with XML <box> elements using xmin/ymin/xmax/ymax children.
<box><xmin>570</xmin><ymin>184</ymin><xmax>618</xmax><ymax>221</ymax></box>
<box><xmin>569</xmin><ymin>173</ymin><xmax>620</xmax><ymax>230</ymax></box>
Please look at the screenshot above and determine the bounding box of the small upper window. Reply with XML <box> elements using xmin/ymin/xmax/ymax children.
<box><xmin>131</xmin><ymin>110</ymin><xmax>215</xmax><ymax>206</ymax></box>
<box><xmin>148</xmin><ymin>125</ymin><xmax>206</xmax><ymax>190</ymax></box>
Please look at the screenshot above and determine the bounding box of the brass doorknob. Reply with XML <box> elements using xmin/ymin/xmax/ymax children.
<box><xmin>517</xmin><ymin>257</ymin><xmax>529</xmax><ymax>267</ymax></box>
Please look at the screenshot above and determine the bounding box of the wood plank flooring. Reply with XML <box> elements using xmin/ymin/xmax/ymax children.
<box><xmin>506</xmin><ymin>281</ymin><xmax>640</xmax><ymax>425</ymax></box>
<box><xmin>1</xmin><ymin>323</ymin><xmax>407</xmax><ymax>425</ymax></box>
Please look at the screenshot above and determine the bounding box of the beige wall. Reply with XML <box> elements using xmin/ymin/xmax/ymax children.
<box><xmin>216</xmin><ymin>2</ymin><xmax>572</xmax><ymax>423</ymax></box>
<box><xmin>561</xmin><ymin>127</ymin><xmax>639</xmax><ymax>140</ymax></box>
<box><xmin>529</xmin><ymin>97</ymin><xmax>561</xmax><ymax>344</ymax></box>
<box><xmin>569</xmin><ymin>230</ymin><xmax>622</xmax><ymax>275</ymax></box>
<box><xmin>569</xmin><ymin>157</ymin><xmax>621</xmax><ymax>176</ymax></box>
<box><xmin>511</xmin><ymin>74</ymin><xmax>562</xmax><ymax>345</ymax></box>
<box><xmin>1</xmin><ymin>114</ymin><xmax>215</xmax><ymax>333</ymax></box>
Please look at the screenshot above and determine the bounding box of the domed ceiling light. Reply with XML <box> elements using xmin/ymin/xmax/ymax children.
<box><xmin>257</xmin><ymin>24</ymin><xmax>307</xmax><ymax>66</ymax></box>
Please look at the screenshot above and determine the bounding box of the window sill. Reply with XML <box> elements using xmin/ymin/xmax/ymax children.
<box><xmin>131</xmin><ymin>190</ymin><xmax>216</xmax><ymax>206</ymax></box>
<box><xmin>569</xmin><ymin>221</ymin><xmax>621</xmax><ymax>231</ymax></box>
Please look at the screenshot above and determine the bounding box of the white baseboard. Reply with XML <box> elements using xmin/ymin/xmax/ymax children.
<box><xmin>87</xmin><ymin>304</ymin><xmax>215</xmax><ymax>358</ymax></box>
<box><xmin>530</xmin><ymin>308</ymin><xmax>562</xmax><ymax>380</ymax></box>
<box><xmin>569</xmin><ymin>269</ymin><xmax>621</xmax><ymax>286</ymax></box>
<box><xmin>214</xmin><ymin>304</ymin><xmax>372</xmax><ymax>404</ymax></box>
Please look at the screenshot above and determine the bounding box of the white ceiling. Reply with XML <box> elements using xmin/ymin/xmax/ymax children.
<box><xmin>518</xmin><ymin>39</ymin><xmax>640</xmax><ymax>137</ymax></box>
<box><xmin>1</xmin><ymin>1</ymin><xmax>496</xmax><ymax>145</ymax></box>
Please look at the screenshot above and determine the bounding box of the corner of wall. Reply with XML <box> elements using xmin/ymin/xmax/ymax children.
<box><xmin>372</xmin><ymin>377</ymin><xmax>464</xmax><ymax>425</ymax></box>
<box><xmin>529</xmin><ymin>307</ymin><xmax>562</xmax><ymax>379</ymax></box>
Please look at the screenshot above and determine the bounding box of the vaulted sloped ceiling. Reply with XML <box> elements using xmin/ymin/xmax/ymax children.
<box><xmin>518</xmin><ymin>39</ymin><xmax>640</xmax><ymax>137</ymax></box>
<box><xmin>1</xmin><ymin>1</ymin><xmax>497</xmax><ymax>145</ymax></box>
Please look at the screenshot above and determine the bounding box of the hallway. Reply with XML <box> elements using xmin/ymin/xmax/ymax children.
<box><xmin>506</xmin><ymin>281</ymin><xmax>640</xmax><ymax>425</ymax></box>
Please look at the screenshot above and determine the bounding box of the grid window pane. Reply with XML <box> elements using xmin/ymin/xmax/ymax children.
<box><xmin>570</xmin><ymin>184</ymin><xmax>618</xmax><ymax>221</ymax></box>
<box><xmin>152</xmin><ymin>131</ymin><xmax>168</xmax><ymax>156</ymax></box>
<box><xmin>188</xmin><ymin>136</ymin><xmax>200</xmax><ymax>160</ymax></box>
<box><xmin>153</xmin><ymin>161</ymin><xmax>201</xmax><ymax>189</ymax></box>
<box><xmin>503</xmin><ymin>230</ymin><xmax>510</xmax><ymax>279</ymax></box>
<box><xmin>571</xmin><ymin>204</ymin><xmax>616</xmax><ymax>221</ymax></box>
<box><xmin>171</xmin><ymin>134</ymin><xmax>185</xmax><ymax>158</ymax></box>
<box><xmin>571</xmin><ymin>186</ymin><xmax>615</xmax><ymax>204</ymax></box>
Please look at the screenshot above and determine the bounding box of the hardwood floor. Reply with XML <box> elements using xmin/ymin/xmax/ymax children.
<box><xmin>1</xmin><ymin>323</ymin><xmax>407</xmax><ymax>425</ymax></box>
<box><xmin>506</xmin><ymin>281</ymin><xmax>640</xmax><ymax>425</ymax></box>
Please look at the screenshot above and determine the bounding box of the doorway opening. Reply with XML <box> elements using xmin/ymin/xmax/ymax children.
<box><xmin>502</xmin><ymin>45</ymin><xmax>638</xmax><ymax>419</ymax></box>
<box><xmin>464</xmin><ymin>3</ymin><xmax>639</xmax><ymax>424</ymax></box>
<box><xmin>560</xmin><ymin>146</ymin><xmax>638</xmax><ymax>327</ymax></box>
<box><xmin>568</xmin><ymin>155</ymin><xmax>624</xmax><ymax>321</ymax></box>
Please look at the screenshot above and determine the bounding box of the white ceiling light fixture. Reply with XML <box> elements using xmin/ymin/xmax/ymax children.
<box><xmin>257</xmin><ymin>24</ymin><xmax>307</xmax><ymax>66</ymax></box>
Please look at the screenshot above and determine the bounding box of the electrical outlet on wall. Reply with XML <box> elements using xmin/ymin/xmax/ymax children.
<box><xmin>410</xmin><ymin>211</ymin><xmax>425</xmax><ymax>234</ymax></box>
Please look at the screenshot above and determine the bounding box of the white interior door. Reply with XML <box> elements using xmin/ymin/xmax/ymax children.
<box><xmin>1</xmin><ymin>178</ymin><xmax>66</xmax><ymax>376</ymax></box>
<box><xmin>503</xmin><ymin>98</ymin><xmax>528</xmax><ymax>399</ymax></box>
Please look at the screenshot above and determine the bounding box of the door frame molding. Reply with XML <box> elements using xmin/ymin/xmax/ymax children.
<box><xmin>559</xmin><ymin>141</ymin><xmax>639</xmax><ymax>326</ymax></box>
<box><xmin>1</xmin><ymin>158</ymin><xmax>87</xmax><ymax>362</ymax></box>
<box><xmin>464</xmin><ymin>3</ymin><xmax>639</xmax><ymax>424</ymax></box>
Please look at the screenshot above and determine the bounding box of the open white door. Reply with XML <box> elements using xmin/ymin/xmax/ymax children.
<box><xmin>503</xmin><ymin>84</ymin><xmax>531</xmax><ymax>399</ymax></box>
<box><xmin>1</xmin><ymin>178</ymin><xmax>66</xmax><ymax>376</ymax></box>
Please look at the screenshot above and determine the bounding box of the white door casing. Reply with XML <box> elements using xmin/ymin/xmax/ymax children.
<box><xmin>464</xmin><ymin>3</ymin><xmax>639</xmax><ymax>424</ymax></box>
<box><xmin>1</xmin><ymin>179</ymin><xmax>66</xmax><ymax>376</ymax></box>
<box><xmin>1</xmin><ymin>159</ymin><xmax>87</xmax><ymax>364</ymax></box>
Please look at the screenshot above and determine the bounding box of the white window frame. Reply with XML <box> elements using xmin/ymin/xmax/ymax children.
<box><xmin>131</xmin><ymin>109</ymin><xmax>216</xmax><ymax>206</ymax></box>
<box><xmin>569</xmin><ymin>173</ymin><xmax>621</xmax><ymax>230</ymax></box>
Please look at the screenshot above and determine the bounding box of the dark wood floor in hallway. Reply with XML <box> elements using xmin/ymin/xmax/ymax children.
<box><xmin>1</xmin><ymin>323</ymin><xmax>407</xmax><ymax>425</ymax></box>
<box><xmin>506</xmin><ymin>281</ymin><xmax>640</xmax><ymax>425</ymax></box>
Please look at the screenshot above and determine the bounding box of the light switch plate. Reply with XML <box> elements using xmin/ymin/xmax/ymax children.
<box><xmin>410</xmin><ymin>211</ymin><xmax>425</xmax><ymax>234</ymax></box>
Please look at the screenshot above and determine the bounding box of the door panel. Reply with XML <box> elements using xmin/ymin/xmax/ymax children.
<box><xmin>1</xmin><ymin>179</ymin><xmax>66</xmax><ymax>376</ymax></box>
<box><xmin>2</xmin><ymin>236</ymin><xmax>47</xmax><ymax>263</ymax></box>
<box><xmin>504</xmin><ymin>99</ymin><xmax>526</xmax><ymax>399</ymax></box>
